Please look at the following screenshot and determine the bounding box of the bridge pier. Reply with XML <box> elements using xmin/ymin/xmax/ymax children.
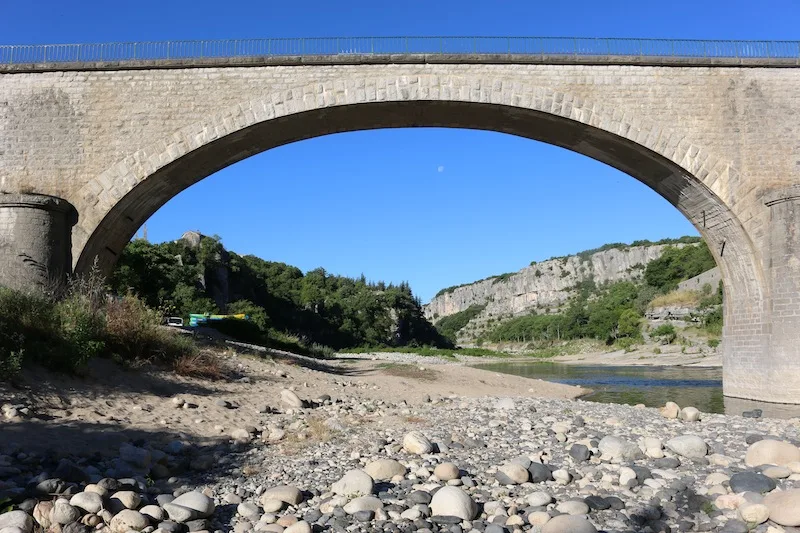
<box><xmin>0</xmin><ymin>193</ymin><xmax>77</xmax><ymax>293</ymax></box>
<box><xmin>755</xmin><ymin>187</ymin><xmax>800</xmax><ymax>403</ymax></box>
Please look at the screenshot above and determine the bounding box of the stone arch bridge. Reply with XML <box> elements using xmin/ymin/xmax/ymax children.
<box><xmin>1</xmin><ymin>37</ymin><xmax>799</xmax><ymax>404</ymax></box>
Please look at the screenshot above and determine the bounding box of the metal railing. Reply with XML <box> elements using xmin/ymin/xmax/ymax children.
<box><xmin>1</xmin><ymin>37</ymin><xmax>799</xmax><ymax>65</ymax></box>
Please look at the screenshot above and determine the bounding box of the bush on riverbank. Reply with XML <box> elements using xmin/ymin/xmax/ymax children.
<box><xmin>0</xmin><ymin>279</ymin><xmax>196</xmax><ymax>379</ymax></box>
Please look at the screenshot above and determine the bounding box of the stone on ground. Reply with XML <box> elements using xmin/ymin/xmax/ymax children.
<box><xmin>430</xmin><ymin>486</ymin><xmax>478</xmax><ymax>520</ymax></box>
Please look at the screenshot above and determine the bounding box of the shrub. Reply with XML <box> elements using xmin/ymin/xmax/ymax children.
<box><xmin>616</xmin><ymin>337</ymin><xmax>637</xmax><ymax>352</ymax></box>
<box><xmin>105</xmin><ymin>295</ymin><xmax>194</xmax><ymax>364</ymax></box>
<box><xmin>173</xmin><ymin>351</ymin><xmax>224</xmax><ymax>379</ymax></box>
<box><xmin>708</xmin><ymin>338</ymin><xmax>720</xmax><ymax>349</ymax></box>
<box><xmin>651</xmin><ymin>324</ymin><xmax>677</xmax><ymax>344</ymax></box>
<box><xmin>653</xmin><ymin>347</ymin><xmax>662</xmax><ymax>354</ymax></box>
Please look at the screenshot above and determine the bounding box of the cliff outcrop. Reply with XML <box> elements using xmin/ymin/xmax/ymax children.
<box><xmin>424</xmin><ymin>244</ymin><xmax>683</xmax><ymax>339</ymax></box>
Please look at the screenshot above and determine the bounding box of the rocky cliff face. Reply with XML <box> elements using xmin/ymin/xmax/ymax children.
<box><xmin>424</xmin><ymin>244</ymin><xmax>679</xmax><ymax>326</ymax></box>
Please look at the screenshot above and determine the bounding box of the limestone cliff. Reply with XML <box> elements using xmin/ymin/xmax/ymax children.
<box><xmin>424</xmin><ymin>244</ymin><xmax>682</xmax><ymax>330</ymax></box>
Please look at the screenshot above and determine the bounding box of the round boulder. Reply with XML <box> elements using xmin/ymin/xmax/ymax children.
<box><xmin>403</xmin><ymin>431</ymin><xmax>433</xmax><ymax>455</ymax></box>
<box><xmin>109</xmin><ymin>510</ymin><xmax>148</xmax><ymax>533</ymax></box>
<box><xmin>495</xmin><ymin>463</ymin><xmax>529</xmax><ymax>485</ymax></box>
<box><xmin>598</xmin><ymin>435</ymin><xmax>643</xmax><ymax>461</ymax></box>
<box><xmin>364</xmin><ymin>459</ymin><xmax>407</xmax><ymax>481</ymax></box>
<box><xmin>434</xmin><ymin>462</ymin><xmax>460</xmax><ymax>481</ymax></box>
<box><xmin>332</xmin><ymin>469</ymin><xmax>374</xmax><ymax>497</ymax></box>
<box><xmin>764</xmin><ymin>489</ymin><xmax>800</xmax><ymax>526</ymax></box>
<box><xmin>343</xmin><ymin>496</ymin><xmax>383</xmax><ymax>515</ymax></box>
<box><xmin>745</xmin><ymin>439</ymin><xmax>800</xmax><ymax>467</ymax></box>
<box><xmin>542</xmin><ymin>514</ymin><xmax>597</xmax><ymax>533</ymax></box>
<box><xmin>70</xmin><ymin>492</ymin><xmax>104</xmax><ymax>514</ymax></box>
<box><xmin>666</xmin><ymin>435</ymin><xmax>708</xmax><ymax>459</ymax></box>
<box><xmin>430</xmin><ymin>486</ymin><xmax>478</xmax><ymax>520</ymax></box>
<box><xmin>260</xmin><ymin>485</ymin><xmax>303</xmax><ymax>506</ymax></box>
<box><xmin>738</xmin><ymin>502</ymin><xmax>770</xmax><ymax>524</ymax></box>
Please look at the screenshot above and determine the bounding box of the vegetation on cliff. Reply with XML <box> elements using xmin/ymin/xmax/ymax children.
<box><xmin>479</xmin><ymin>241</ymin><xmax>719</xmax><ymax>346</ymax></box>
<box><xmin>109</xmin><ymin>237</ymin><xmax>450</xmax><ymax>353</ymax></box>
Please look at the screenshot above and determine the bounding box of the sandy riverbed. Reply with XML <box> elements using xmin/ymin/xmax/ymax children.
<box><xmin>0</xmin><ymin>348</ymin><xmax>586</xmax><ymax>455</ymax></box>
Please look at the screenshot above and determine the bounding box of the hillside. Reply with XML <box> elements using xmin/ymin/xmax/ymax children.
<box><xmin>110</xmin><ymin>232</ymin><xmax>450</xmax><ymax>353</ymax></box>
<box><xmin>425</xmin><ymin>237</ymin><xmax>719</xmax><ymax>345</ymax></box>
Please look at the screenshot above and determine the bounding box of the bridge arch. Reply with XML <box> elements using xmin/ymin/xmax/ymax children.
<box><xmin>73</xmin><ymin>75</ymin><xmax>767</xmax><ymax>401</ymax></box>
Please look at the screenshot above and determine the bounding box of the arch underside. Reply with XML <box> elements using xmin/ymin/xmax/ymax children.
<box><xmin>76</xmin><ymin>99</ymin><xmax>763</xmax><ymax>310</ymax></box>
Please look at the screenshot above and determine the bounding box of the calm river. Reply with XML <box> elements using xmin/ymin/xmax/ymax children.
<box><xmin>475</xmin><ymin>361</ymin><xmax>800</xmax><ymax>418</ymax></box>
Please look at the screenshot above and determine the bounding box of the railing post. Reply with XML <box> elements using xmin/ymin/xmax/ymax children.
<box><xmin>8</xmin><ymin>46</ymin><xmax>12</xmax><ymax>65</ymax></box>
<box><xmin>43</xmin><ymin>45</ymin><xmax>47</xmax><ymax>62</ymax></box>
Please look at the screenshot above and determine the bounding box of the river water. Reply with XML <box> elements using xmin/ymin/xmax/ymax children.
<box><xmin>475</xmin><ymin>361</ymin><xmax>800</xmax><ymax>418</ymax></box>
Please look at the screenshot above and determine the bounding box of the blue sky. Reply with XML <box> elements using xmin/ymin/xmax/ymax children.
<box><xmin>2</xmin><ymin>1</ymin><xmax>798</xmax><ymax>302</ymax></box>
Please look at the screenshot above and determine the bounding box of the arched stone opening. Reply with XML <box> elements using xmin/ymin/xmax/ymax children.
<box><xmin>72</xmin><ymin>85</ymin><xmax>768</xmax><ymax>402</ymax></box>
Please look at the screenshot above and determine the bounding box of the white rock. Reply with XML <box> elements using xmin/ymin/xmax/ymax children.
<box><xmin>434</xmin><ymin>462</ymin><xmax>460</xmax><ymax>481</ymax></box>
<box><xmin>528</xmin><ymin>511</ymin><xmax>551</xmax><ymax>526</ymax></box>
<box><xmin>365</xmin><ymin>459</ymin><xmax>407</xmax><ymax>481</ymax></box>
<box><xmin>497</xmin><ymin>463</ymin><xmax>529</xmax><ymax>484</ymax></box>
<box><xmin>552</xmin><ymin>469</ymin><xmax>572</xmax><ymax>485</ymax></box>
<box><xmin>50</xmin><ymin>500</ymin><xmax>81</xmax><ymax>525</ymax></box>
<box><xmin>430</xmin><ymin>486</ymin><xmax>477</xmax><ymax>520</ymax></box>
<box><xmin>110</xmin><ymin>490</ymin><xmax>141</xmax><ymax>511</ymax></box>
<box><xmin>666</xmin><ymin>435</ymin><xmax>708</xmax><ymax>459</ymax></box>
<box><xmin>0</xmin><ymin>511</ymin><xmax>33</xmax><ymax>533</ymax></box>
<box><xmin>764</xmin><ymin>489</ymin><xmax>800</xmax><ymax>526</ymax></box>
<box><xmin>619</xmin><ymin>466</ymin><xmax>638</xmax><ymax>487</ymax></box>
<box><xmin>343</xmin><ymin>496</ymin><xmax>383</xmax><ymax>514</ymax></box>
<box><xmin>494</xmin><ymin>398</ymin><xmax>516</xmax><ymax>410</ymax></box>
<box><xmin>403</xmin><ymin>431</ymin><xmax>433</xmax><ymax>455</ymax></box>
<box><xmin>260</xmin><ymin>499</ymin><xmax>284</xmax><ymax>513</ymax></box>
<box><xmin>556</xmin><ymin>500</ymin><xmax>589</xmax><ymax>515</ymax></box>
<box><xmin>680</xmin><ymin>406</ymin><xmax>701</xmax><ymax>421</ymax></box>
<box><xmin>746</xmin><ymin>440</ymin><xmax>800</xmax><ymax>467</ymax></box>
<box><xmin>280</xmin><ymin>390</ymin><xmax>304</xmax><ymax>408</ymax></box>
<box><xmin>598</xmin><ymin>435</ymin><xmax>643</xmax><ymax>461</ymax></box>
<box><xmin>541</xmin><ymin>514</ymin><xmax>597</xmax><ymax>533</ymax></box>
<box><xmin>525</xmin><ymin>491</ymin><xmax>553</xmax><ymax>507</ymax></box>
<box><xmin>738</xmin><ymin>502</ymin><xmax>770</xmax><ymax>524</ymax></box>
<box><xmin>170</xmin><ymin>492</ymin><xmax>213</xmax><ymax>518</ymax></box>
<box><xmin>332</xmin><ymin>469</ymin><xmax>374</xmax><ymax>496</ymax></box>
<box><xmin>70</xmin><ymin>491</ymin><xmax>104</xmax><ymax>514</ymax></box>
<box><xmin>660</xmin><ymin>402</ymin><xmax>680</xmax><ymax>419</ymax></box>
<box><xmin>284</xmin><ymin>521</ymin><xmax>311</xmax><ymax>533</ymax></box>
<box><xmin>231</xmin><ymin>428</ymin><xmax>252</xmax><ymax>443</ymax></box>
<box><xmin>140</xmin><ymin>505</ymin><xmax>166</xmax><ymax>521</ymax></box>
<box><xmin>109</xmin><ymin>510</ymin><xmax>148</xmax><ymax>533</ymax></box>
<box><xmin>260</xmin><ymin>485</ymin><xmax>303</xmax><ymax>505</ymax></box>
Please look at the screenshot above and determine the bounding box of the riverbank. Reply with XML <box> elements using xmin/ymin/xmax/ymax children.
<box><xmin>2</xmin><ymin>347</ymin><xmax>800</xmax><ymax>533</ymax></box>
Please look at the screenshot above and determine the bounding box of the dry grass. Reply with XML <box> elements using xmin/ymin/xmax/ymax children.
<box><xmin>403</xmin><ymin>415</ymin><xmax>426</xmax><ymax>424</ymax></box>
<box><xmin>649</xmin><ymin>290</ymin><xmax>700</xmax><ymax>309</ymax></box>
<box><xmin>173</xmin><ymin>352</ymin><xmax>226</xmax><ymax>380</ymax></box>
<box><xmin>377</xmin><ymin>363</ymin><xmax>439</xmax><ymax>381</ymax></box>
<box><xmin>306</xmin><ymin>416</ymin><xmax>332</xmax><ymax>442</ymax></box>
<box><xmin>241</xmin><ymin>465</ymin><xmax>260</xmax><ymax>477</ymax></box>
